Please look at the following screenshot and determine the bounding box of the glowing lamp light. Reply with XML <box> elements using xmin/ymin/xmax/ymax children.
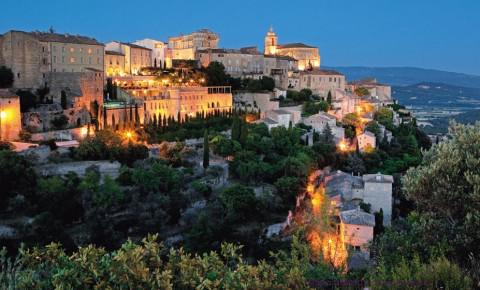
<box><xmin>80</xmin><ymin>127</ymin><xmax>88</xmax><ymax>136</ymax></box>
<box><xmin>338</xmin><ymin>140</ymin><xmax>348</xmax><ymax>152</ymax></box>
<box><xmin>0</xmin><ymin>111</ymin><xmax>6</xmax><ymax>119</ymax></box>
<box><xmin>125</xmin><ymin>131</ymin><xmax>133</xmax><ymax>139</ymax></box>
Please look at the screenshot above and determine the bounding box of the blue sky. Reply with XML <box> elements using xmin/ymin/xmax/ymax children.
<box><xmin>1</xmin><ymin>0</ymin><xmax>479</xmax><ymax>75</ymax></box>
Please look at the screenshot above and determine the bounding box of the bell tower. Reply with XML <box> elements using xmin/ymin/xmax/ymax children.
<box><xmin>264</xmin><ymin>26</ymin><xmax>278</xmax><ymax>55</ymax></box>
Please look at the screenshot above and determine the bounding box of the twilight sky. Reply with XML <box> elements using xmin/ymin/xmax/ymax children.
<box><xmin>1</xmin><ymin>0</ymin><xmax>479</xmax><ymax>75</ymax></box>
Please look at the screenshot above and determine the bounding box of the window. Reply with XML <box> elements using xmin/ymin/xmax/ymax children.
<box><xmin>70</xmin><ymin>47</ymin><xmax>74</xmax><ymax>52</ymax></box>
<box><xmin>80</xmin><ymin>57</ymin><xmax>83</xmax><ymax>64</ymax></box>
<box><xmin>97</xmin><ymin>57</ymin><xmax>100</xmax><ymax>64</ymax></box>
<box><xmin>53</xmin><ymin>56</ymin><xmax>56</xmax><ymax>63</ymax></box>
<box><xmin>70</xmin><ymin>57</ymin><xmax>75</xmax><ymax>63</ymax></box>
<box><xmin>79</xmin><ymin>48</ymin><xmax>83</xmax><ymax>52</ymax></box>
<box><xmin>62</xmin><ymin>47</ymin><xmax>65</xmax><ymax>52</ymax></box>
<box><xmin>88</xmin><ymin>48</ymin><xmax>92</xmax><ymax>54</ymax></box>
<box><xmin>17</xmin><ymin>73</ymin><xmax>20</xmax><ymax>78</ymax></box>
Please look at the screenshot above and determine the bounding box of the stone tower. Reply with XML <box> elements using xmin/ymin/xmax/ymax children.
<box><xmin>264</xmin><ymin>26</ymin><xmax>278</xmax><ymax>55</ymax></box>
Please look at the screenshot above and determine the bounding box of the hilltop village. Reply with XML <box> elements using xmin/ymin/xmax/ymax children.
<box><xmin>0</xmin><ymin>27</ymin><xmax>450</xmax><ymax>285</ymax></box>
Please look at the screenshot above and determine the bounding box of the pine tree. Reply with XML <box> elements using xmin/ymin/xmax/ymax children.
<box><xmin>153</xmin><ymin>114</ymin><xmax>158</xmax><ymax>128</ymax></box>
<box><xmin>134</xmin><ymin>104</ymin><xmax>140</xmax><ymax>127</ymax></box>
<box><xmin>239</xmin><ymin>120</ymin><xmax>248</xmax><ymax>145</ymax></box>
<box><xmin>231</xmin><ymin>117</ymin><xmax>241</xmax><ymax>141</ymax></box>
<box><xmin>322</xmin><ymin>123</ymin><xmax>334</xmax><ymax>144</ymax></box>
<box><xmin>203</xmin><ymin>129</ymin><xmax>209</xmax><ymax>171</ymax></box>
<box><xmin>327</xmin><ymin>91</ymin><xmax>332</xmax><ymax>105</ymax></box>
<box><xmin>129</xmin><ymin>105</ymin><xmax>134</xmax><ymax>128</ymax></box>
<box><xmin>103</xmin><ymin>106</ymin><xmax>107</xmax><ymax>129</ymax></box>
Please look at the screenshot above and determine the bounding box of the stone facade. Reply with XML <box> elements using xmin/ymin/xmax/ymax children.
<box><xmin>357</xmin><ymin>131</ymin><xmax>376</xmax><ymax>152</ymax></box>
<box><xmin>197</xmin><ymin>48</ymin><xmax>264</xmax><ymax>78</ymax></box>
<box><xmin>105</xmin><ymin>42</ymin><xmax>152</xmax><ymax>75</ymax></box>
<box><xmin>133</xmin><ymin>38</ymin><xmax>168</xmax><ymax>69</ymax></box>
<box><xmin>264</xmin><ymin>27</ymin><xmax>320</xmax><ymax>70</ymax></box>
<box><xmin>104</xmin><ymin>86</ymin><xmax>232</xmax><ymax>127</ymax></box>
<box><xmin>168</xmin><ymin>29</ymin><xmax>219</xmax><ymax>61</ymax></box>
<box><xmin>0</xmin><ymin>89</ymin><xmax>22</xmax><ymax>141</ymax></box>
<box><xmin>362</xmin><ymin>173</ymin><xmax>393</xmax><ymax>225</ymax></box>
<box><xmin>105</xmin><ymin>50</ymin><xmax>126</xmax><ymax>77</ymax></box>
<box><xmin>292</xmin><ymin>69</ymin><xmax>345</xmax><ymax>97</ymax></box>
<box><xmin>0</xmin><ymin>30</ymin><xmax>104</xmax><ymax>89</ymax></box>
<box><xmin>347</xmin><ymin>79</ymin><xmax>392</xmax><ymax>102</ymax></box>
<box><xmin>233</xmin><ymin>91</ymin><xmax>279</xmax><ymax>115</ymax></box>
<box><xmin>302</xmin><ymin>112</ymin><xmax>345</xmax><ymax>141</ymax></box>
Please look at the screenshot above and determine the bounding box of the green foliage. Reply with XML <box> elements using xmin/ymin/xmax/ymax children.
<box><xmin>368</xmin><ymin>256</ymin><xmax>472</xmax><ymax>290</ymax></box>
<box><xmin>206</xmin><ymin>61</ymin><xmax>228</xmax><ymax>86</ymax></box>
<box><xmin>403</xmin><ymin>122</ymin><xmax>480</xmax><ymax>278</ymax></box>
<box><xmin>275</xmin><ymin>176</ymin><xmax>303</xmax><ymax>205</ymax></box>
<box><xmin>50</xmin><ymin>114</ymin><xmax>68</xmax><ymax>130</ymax></box>
<box><xmin>75</xmin><ymin>130</ymin><xmax>148</xmax><ymax>166</ymax></box>
<box><xmin>203</xmin><ymin>129</ymin><xmax>209</xmax><ymax>169</ymax></box>
<box><xmin>80</xmin><ymin>170</ymin><xmax>123</xmax><ymax>208</ymax></box>
<box><xmin>342</xmin><ymin>113</ymin><xmax>360</xmax><ymax>128</ymax></box>
<box><xmin>219</xmin><ymin>185</ymin><xmax>258</xmax><ymax>223</ymax></box>
<box><xmin>0</xmin><ymin>150</ymin><xmax>36</xmax><ymax>209</ymax></box>
<box><xmin>354</xmin><ymin>86</ymin><xmax>370</xmax><ymax>97</ymax></box>
<box><xmin>302</xmin><ymin>100</ymin><xmax>329</xmax><ymax>116</ymax></box>
<box><xmin>211</xmin><ymin>134</ymin><xmax>241</xmax><ymax>157</ymax></box>
<box><xmin>0</xmin><ymin>235</ymin><xmax>317</xmax><ymax>289</ymax></box>
<box><xmin>0</xmin><ymin>66</ymin><xmax>14</xmax><ymax>88</ymax></box>
<box><xmin>374</xmin><ymin>107</ymin><xmax>394</xmax><ymax>130</ymax></box>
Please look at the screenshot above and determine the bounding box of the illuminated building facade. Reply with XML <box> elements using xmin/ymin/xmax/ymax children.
<box><xmin>103</xmin><ymin>86</ymin><xmax>232</xmax><ymax>127</ymax></box>
<box><xmin>104</xmin><ymin>50</ymin><xmax>125</xmax><ymax>77</ymax></box>
<box><xmin>105</xmin><ymin>41</ymin><xmax>152</xmax><ymax>75</ymax></box>
<box><xmin>133</xmin><ymin>38</ymin><xmax>168</xmax><ymax>69</ymax></box>
<box><xmin>168</xmin><ymin>29</ymin><xmax>219</xmax><ymax>60</ymax></box>
<box><xmin>264</xmin><ymin>27</ymin><xmax>320</xmax><ymax>71</ymax></box>
<box><xmin>0</xmin><ymin>89</ymin><xmax>22</xmax><ymax>141</ymax></box>
<box><xmin>0</xmin><ymin>30</ymin><xmax>104</xmax><ymax>89</ymax></box>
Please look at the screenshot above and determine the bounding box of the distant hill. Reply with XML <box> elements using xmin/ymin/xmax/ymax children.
<box><xmin>422</xmin><ymin>109</ymin><xmax>480</xmax><ymax>134</ymax></box>
<box><xmin>392</xmin><ymin>82</ymin><xmax>480</xmax><ymax>108</ymax></box>
<box><xmin>324</xmin><ymin>66</ymin><xmax>480</xmax><ymax>88</ymax></box>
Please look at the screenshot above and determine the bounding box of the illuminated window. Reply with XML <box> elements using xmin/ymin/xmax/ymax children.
<box><xmin>70</xmin><ymin>57</ymin><xmax>75</xmax><ymax>63</ymax></box>
<box><xmin>88</xmin><ymin>48</ymin><xmax>92</xmax><ymax>54</ymax></box>
<box><xmin>70</xmin><ymin>47</ymin><xmax>74</xmax><ymax>52</ymax></box>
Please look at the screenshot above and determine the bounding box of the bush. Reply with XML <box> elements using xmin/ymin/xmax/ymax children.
<box><xmin>50</xmin><ymin>114</ymin><xmax>69</xmax><ymax>130</ymax></box>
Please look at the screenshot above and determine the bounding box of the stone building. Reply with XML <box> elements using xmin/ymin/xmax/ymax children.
<box><xmin>0</xmin><ymin>89</ymin><xmax>22</xmax><ymax>141</ymax></box>
<box><xmin>325</xmin><ymin>170</ymin><xmax>393</xmax><ymax>226</ymax></box>
<box><xmin>357</xmin><ymin>131</ymin><xmax>376</xmax><ymax>152</ymax></box>
<box><xmin>302</xmin><ymin>112</ymin><xmax>345</xmax><ymax>141</ymax></box>
<box><xmin>233</xmin><ymin>91</ymin><xmax>279</xmax><ymax>115</ymax></box>
<box><xmin>133</xmin><ymin>38</ymin><xmax>168</xmax><ymax>69</ymax></box>
<box><xmin>197</xmin><ymin>47</ymin><xmax>264</xmax><ymax>78</ymax></box>
<box><xmin>105</xmin><ymin>42</ymin><xmax>152</xmax><ymax>75</ymax></box>
<box><xmin>0</xmin><ymin>30</ymin><xmax>104</xmax><ymax>89</ymax></box>
<box><xmin>362</xmin><ymin>173</ymin><xmax>393</xmax><ymax>225</ymax></box>
<box><xmin>347</xmin><ymin>78</ymin><xmax>392</xmax><ymax>102</ymax></box>
<box><xmin>104</xmin><ymin>50</ymin><xmax>126</xmax><ymax>77</ymax></box>
<box><xmin>104</xmin><ymin>86</ymin><xmax>232</xmax><ymax>128</ymax></box>
<box><xmin>340</xmin><ymin>207</ymin><xmax>375</xmax><ymax>251</ymax></box>
<box><xmin>168</xmin><ymin>29</ymin><xmax>219</xmax><ymax>61</ymax></box>
<box><xmin>264</xmin><ymin>27</ymin><xmax>320</xmax><ymax>70</ymax></box>
<box><xmin>291</xmin><ymin>69</ymin><xmax>345</xmax><ymax>97</ymax></box>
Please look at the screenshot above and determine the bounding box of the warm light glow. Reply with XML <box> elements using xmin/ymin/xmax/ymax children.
<box><xmin>305</xmin><ymin>172</ymin><xmax>348</xmax><ymax>269</ymax></box>
<box><xmin>0</xmin><ymin>111</ymin><xmax>6</xmax><ymax>119</ymax></box>
<box><xmin>80</xmin><ymin>127</ymin><xmax>88</xmax><ymax>136</ymax></box>
<box><xmin>125</xmin><ymin>131</ymin><xmax>133</xmax><ymax>139</ymax></box>
<box><xmin>338</xmin><ymin>139</ymin><xmax>349</xmax><ymax>152</ymax></box>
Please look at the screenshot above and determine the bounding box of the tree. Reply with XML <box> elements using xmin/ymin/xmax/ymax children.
<box><xmin>327</xmin><ymin>91</ymin><xmax>332</xmax><ymax>105</ymax></box>
<box><xmin>354</xmin><ymin>86</ymin><xmax>370</xmax><ymax>97</ymax></box>
<box><xmin>275</xmin><ymin>176</ymin><xmax>302</xmax><ymax>205</ymax></box>
<box><xmin>321</xmin><ymin>123</ymin><xmax>335</xmax><ymax>145</ymax></box>
<box><xmin>219</xmin><ymin>185</ymin><xmax>258</xmax><ymax>222</ymax></box>
<box><xmin>374</xmin><ymin>107</ymin><xmax>394</xmax><ymax>129</ymax></box>
<box><xmin>205</xmin><ymin>61</ymin><xmax>228</xmax><ymax>86</ymax></box>
<box><xmin>231</xmin><ymin>117</ymin><xmax>241</xmax><ymax>141</ymax></box>
<box><xmin>260</xmin><ymin>76</ymin><xmax>275</xmax><ymax>91</ymax></box>
<box><xmin>0</xmin><ymin>150</ymin><xmax>36</xmax><ymax>209</ymax></box>
<box><xmin>0</xmin><ymin>66</ymin><xmax>14</xmax><ymax>88</ymax></box>
<box><xmin>403</xmin><ymin>122</ymin><xmax>480</xmax><ymax>277</ymax></box>
<box><xmin>203</xmin><ymin>129</ymin><xmax>209</xmax><ymax>170</ymax></box>
<box><xmin>342</xmin><ymin>113</ymin><xmax>360</xmax><ymax>128</ymax></box>
<box><xmin>60</xmin><ymin>90</ymin><xmax>67</xmax><ymax>109</ymax></box>
<box><xmin>239</xmin><ymin>120</ymin><xmax>248</xmax><ymax>145</ymax></box>
<box><xmin>343</xmin><ymin>153</ymin><xmax>366</xmax><ymax>175</ymax></box>
<box><xmin>50</xmin><ymin>114</ymin><xmax>69</xmax><ymax>129</ymax></box>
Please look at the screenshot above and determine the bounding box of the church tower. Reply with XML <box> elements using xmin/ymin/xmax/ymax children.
<box><xmin>264</xmin><ymin>26</ymin><xmax>278</xmax><ymax>55</ymax></box>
